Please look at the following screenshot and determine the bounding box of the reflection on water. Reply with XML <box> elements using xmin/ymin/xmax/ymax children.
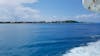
<box><xmin>0</xmin><ymin>23</ymin><xmax>100</xmax><ymax>56</ymax></box>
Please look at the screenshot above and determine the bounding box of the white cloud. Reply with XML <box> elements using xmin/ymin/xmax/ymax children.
<box><xmin>40</xmin><ymin>14</ymin><xmax>100</xmax><ymax>22</ymax></box>
<box><xmin>75</xmin><ymin>14</ymin><xmax>97</xmax><ymax>19</ymax></box>
<box><xmin>68</xmin><ymin>14</ymin><xmax>100</xmax><ymax>22</ymax></box>
<box><xmin>38</xmin><ymin>14</ymin><xmax>100</xmax><ymax>22</ymax></box>
<box><xmin>63</xmin><ymin>40</ymin><xmax>100</xmax><ymax>56</ymax></box>
<box><xmin>0</xmin><ymin>0</ymin><xmax>38</xmax><ymax>6</ymax></box>
<box><xmin>0</xmin><ymin>0</ymin><xmax>39</xmax><ymax>21</ymax></box>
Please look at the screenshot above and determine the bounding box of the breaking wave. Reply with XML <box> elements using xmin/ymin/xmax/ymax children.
<box><xmin>62</xmin><ymin>40</ymin><xmax>100</xmax><ymax>56</ymax></box>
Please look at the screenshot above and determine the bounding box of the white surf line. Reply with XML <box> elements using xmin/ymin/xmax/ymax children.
<box><xmin>62</xmin><ymin>40</ymin><xmax>100</xmax><ymax>56</ymax></box>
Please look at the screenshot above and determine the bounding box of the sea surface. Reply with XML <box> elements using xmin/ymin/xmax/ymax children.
<box><xmin>0</xmin><ymin>23</ymin><xmax>100</xmax><ymax>56</ymax></box>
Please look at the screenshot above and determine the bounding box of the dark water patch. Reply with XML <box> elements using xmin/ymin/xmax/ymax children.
<box><xmin>19</xmin><ymin>38</ymin><xmax>90</xmax><ymax>48</ymax></box>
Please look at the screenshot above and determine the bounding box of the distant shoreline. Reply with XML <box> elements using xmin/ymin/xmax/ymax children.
<box><xmin>0</xmin><ymin>22</ymin><xmax>99</xmax><ymax>24</ymax></box>
<box><xmin>0</xmin><ymin>20</ymin><xmax>81</xmax><ymax>24</ymax></box>
<box><xmin>1</xmin><ymin>20</ymin><xmax>99</xmax><ymax>24</ymax></box>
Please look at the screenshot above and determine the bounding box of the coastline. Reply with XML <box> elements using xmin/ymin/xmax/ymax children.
<box><xmin>0</xmin><ymin>20</ymin><xmax>80</xmax><ymax>24</ymax></box>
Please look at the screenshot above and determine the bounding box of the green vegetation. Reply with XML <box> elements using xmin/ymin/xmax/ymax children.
<box><xmin>50</xmin><ymin>20</ymin><xmax>79</xmax><ymax>23</ymax></box>
<box><xmin>0</xmin><ymin>20</ymin><xmax>80</xmax><ymax>24</ymax></box>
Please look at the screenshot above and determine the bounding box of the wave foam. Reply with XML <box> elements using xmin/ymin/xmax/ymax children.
<box><xmin>63</xmin><ymin>40</ymin><xmax>100</xmax><ymax>56</ymax></box>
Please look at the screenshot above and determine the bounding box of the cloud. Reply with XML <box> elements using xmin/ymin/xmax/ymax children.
<box><xmin>0</xmin><ymin>0</ymin><xmax>39</xmax><ymax>21</ymax></box>
<box><xmin>68</xmin><ymin>14</ymin><xmax>100</xmax><ymax>22</ymax></box>
<box><xmin>39</xmin><ymin>13</ymin><xmax>100</xmax><ymax>22</ymax></box>
<box><xmin>75</xmin><ymin>14</ymin><xmax>97</xmax><ymax>19</ymax></box>
<box><xmin>0</xmin><ymin>0</ymin><xmax>99</xmax><ymax>22</ymax></box>
<box><xmin>63</xmin><ymin>40</ymin><xmax>100</xmax><ymax>56</ymax></box>
<box><xmin>38</xmin><ymin>14</ymin><xmax>100</xmax><ymax>22</ymax></box>
<box><xmin>0</xmin><ymin>0</ymin><xmax>38</xmax><ymax>5</ymax></box>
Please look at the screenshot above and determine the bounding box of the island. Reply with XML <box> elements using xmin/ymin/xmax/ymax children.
<box><xmin>0</xmin><ymin>20</ymin><xmax>80</xmax><ymax>24</ymax></box>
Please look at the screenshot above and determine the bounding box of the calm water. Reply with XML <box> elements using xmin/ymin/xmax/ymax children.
<box><xmin>0</xmin><ymin>23</ymin><xmax>100</xmax><ymax>56</ymax></box>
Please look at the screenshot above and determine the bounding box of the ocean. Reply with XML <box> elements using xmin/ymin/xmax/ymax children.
<box><xmin>0</xmin><ymin>23</ymin><xmax>100</xmax><ymax>56</ymax></box>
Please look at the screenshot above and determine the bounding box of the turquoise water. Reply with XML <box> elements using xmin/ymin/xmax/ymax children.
<box><xmin>0</xmin><ymin>23</ymin><xmax>100</xmax><ymax>56</ymax></box>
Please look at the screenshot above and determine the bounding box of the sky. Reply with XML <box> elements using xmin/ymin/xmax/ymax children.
<box><xmin>0</xmin><ymin>0</ymin><xmax>100</xmax><ymax>22</ymax></box>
